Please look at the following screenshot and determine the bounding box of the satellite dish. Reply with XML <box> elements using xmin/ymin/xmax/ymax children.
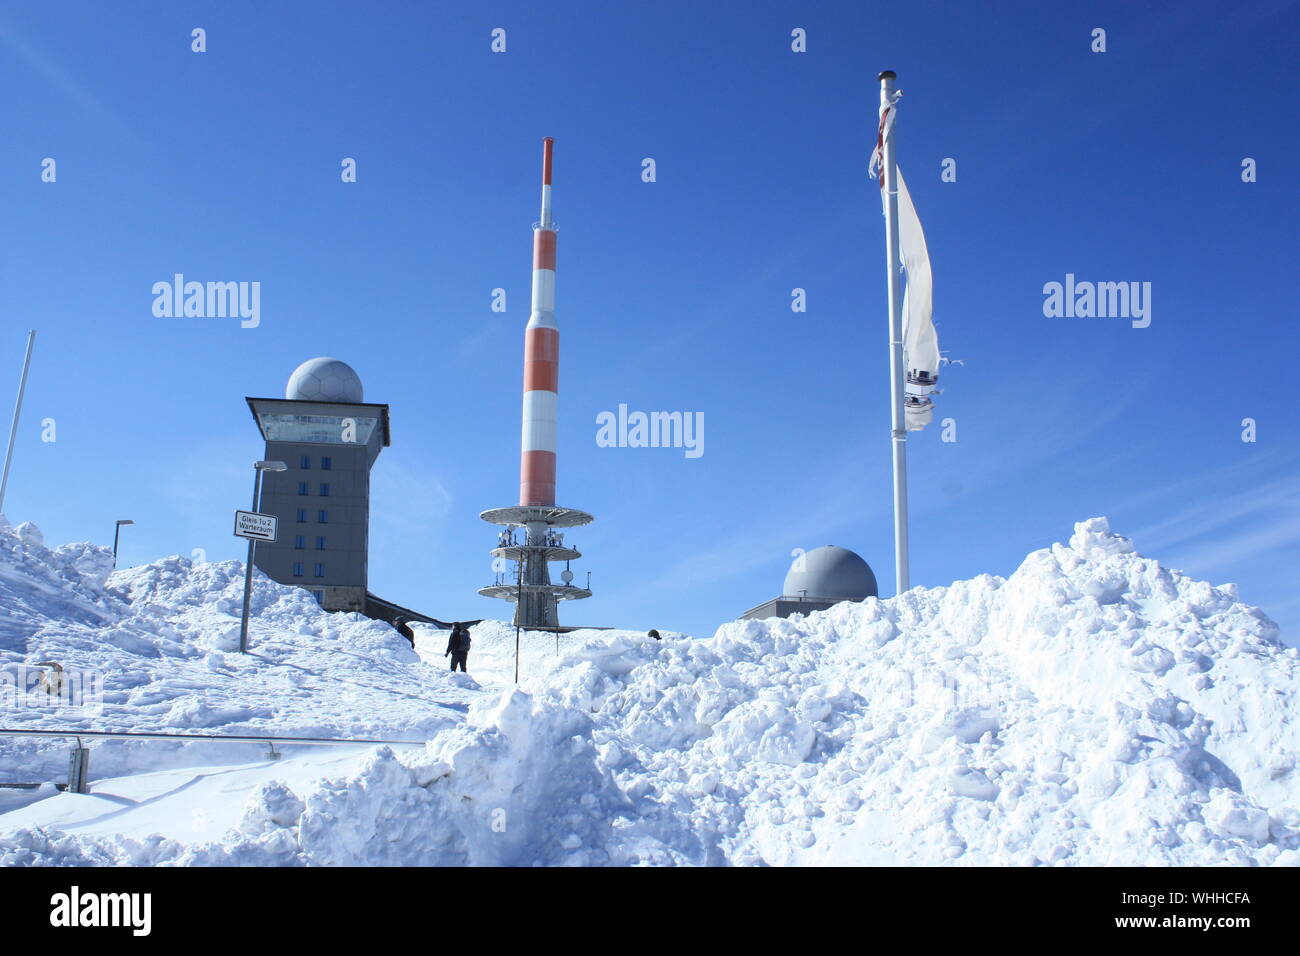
<box><xmin>561</xmin><ymin>568</ymin><xmax>574</xmax><ymax>584</ymax></box>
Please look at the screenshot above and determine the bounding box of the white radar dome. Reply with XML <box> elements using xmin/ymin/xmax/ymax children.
<box><xmin>285</xmin><ymin>357</ymin><xmax>364</xmax><ymax>403</ymax></box>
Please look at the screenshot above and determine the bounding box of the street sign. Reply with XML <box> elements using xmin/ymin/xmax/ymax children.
<box><xmin>234</xmin><ymin>510</ymin><xmax>278</xmax><ymax>542</ymax></box>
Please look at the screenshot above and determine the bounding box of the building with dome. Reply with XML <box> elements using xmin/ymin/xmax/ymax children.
<box><xmin>245</xmin><ymin>358</ymin><xmax>394</xmax><ymax>616</ymax></box>
<box><xmin>740</xmin><ymin>545</ymin><xmax>879</xmax><ymax>620</ymax></box>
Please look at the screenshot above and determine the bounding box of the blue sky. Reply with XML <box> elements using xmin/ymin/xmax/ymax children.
<box><xmin>2</xmin><ymin>0</ymin><xmax>1297</xmax><ymax>644</ymax></box>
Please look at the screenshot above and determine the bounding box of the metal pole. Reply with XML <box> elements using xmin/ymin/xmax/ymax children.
<box><xmin>1</xmin><ymin>727</ymin><xmax>425</xmax><ymax>747</ymax></box>
<box><xmin>514</xmin><ymin>556</ymin><xmax>522</xmax><ymax>684</ymax></box>
<box><xmin>0</xmin><ymin>330</ymin><xmax>36</xmax><ymax>516</ymax></box>
<box><xmin>879</xmin><ymin>71</ymin><xmax>910</xmax><ymax>595</ymax></box>
<box><xmin>238</xmin><ymin>467</ymin><xmax>262</xmax><ymax>654</ymax></box>
<box><xmin>111</xmin><ymin>520</ymin><xmax>133</xmax><ymax>569</ymax></box>
<box><xmin>68</xmin><ymin>739</ymin><xmax>91</xmax><ymax>794</ymax></box>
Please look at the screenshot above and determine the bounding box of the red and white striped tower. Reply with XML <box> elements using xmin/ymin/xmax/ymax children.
<box><xmin>521</xmin><ymin>137</ymin><xmax>559</xmax><ymax>507</ymax></box>
<box><xmin>480</xmin><ymin>137</ymin><xmax>593</xmax><ymax>630</ymax></box>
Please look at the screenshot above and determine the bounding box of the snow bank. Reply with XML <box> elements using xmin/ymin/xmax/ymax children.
<box><xmin>0</xmin><ymin>516</ymin><xmax>123</xmax><ymax>654</ymax></box>
<box><xmin>512</xmin><ymin>516</ymin><xmax>1297</xmax><ymax>866</ymax></box>
<box><xmin>0</xmin><ymin>692</ymin><xmax>675</xmax><ymax>866</ymax></box>
<box><xmin>2</xmin><ymin>516</ymin><xmax>1298</xmax><ymax>866</ymax></box>
<box><xmin>0</xmin><ymin>519</ymin><xmax>468</xmax><ymax>782</ymax></box>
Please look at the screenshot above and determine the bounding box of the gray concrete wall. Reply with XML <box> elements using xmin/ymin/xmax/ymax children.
<box><xmin>740</xmin><ymin>596</ymin><xmax>839</xmax><ymax>621</ymax></box>
<box><xmin>252</xmin><ymin>440</ymin><xmax>372</xmax><ymax>609</ymax></box>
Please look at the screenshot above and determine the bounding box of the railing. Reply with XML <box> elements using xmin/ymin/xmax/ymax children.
<box><xmin>0</xmin><ymin>727</ymin><xmax>425</xmax><ymax>795</ymax></box>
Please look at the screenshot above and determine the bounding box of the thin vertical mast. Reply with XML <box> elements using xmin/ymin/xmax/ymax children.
<box><xmin>878</xmin><ymin>71</ymin><xmax>910</xmax><ymax>594</ymax></box>
<box><xmin>0</xmin><ymin>330</ymin><xmax>36</xmax><ymax>516</ymax></box>
<box><xmin>538</xmin><ymin>136</ymin><xmax>554</xmax><ymax>228</ymax></box>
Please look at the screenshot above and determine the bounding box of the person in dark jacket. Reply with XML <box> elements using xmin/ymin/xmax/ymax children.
<box><xmin>445</xmin><ymin>622</ymin><xmax>471</xmax><ymax>672</ymax></box>
<box><xmin>392</xmin><ymin>617</ymin><xmax>415</xmax><ymax>646</ymax></box>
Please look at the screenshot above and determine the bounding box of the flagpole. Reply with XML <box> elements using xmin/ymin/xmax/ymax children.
<box><xmin>878</xmin><ymin>71</ymin><xmax>909</xmax><ymax>594</ymax></box>
<box><xmin>0</xmin><ymin>330</ymin><xmax>37</xmax><ymax>517</ymax></box>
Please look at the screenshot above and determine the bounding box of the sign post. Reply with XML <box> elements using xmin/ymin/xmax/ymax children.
<box><xmin>236</xmin><ymin>461</ymin><xmax>286</xmax><ymax>654</ymax></box>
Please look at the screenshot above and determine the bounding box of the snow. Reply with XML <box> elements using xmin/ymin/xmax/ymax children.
<box><xmin>1</xmin><ymin>513</ymin><xmax>1297</xmax><ymax>866</ymax></box>
<box><xmin>0</xmin><ymin>511</ymin><xmax>469</xmax><ymax>786</ymax></box>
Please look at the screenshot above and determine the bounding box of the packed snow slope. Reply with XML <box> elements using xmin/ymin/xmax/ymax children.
<box><xmin>1</xmin><ymin>514</ymin><xmax>1297</xmax><ymax>866</ymax></box>
<box><xmin>0</xmin><ymin>516</ymin><xmax>467</xmax><ymax>783</ymax></box>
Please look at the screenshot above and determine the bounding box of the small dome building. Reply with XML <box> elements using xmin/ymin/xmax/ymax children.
<box><xmin>781</xmin><ymin>546</ymin><xmax>878</xmax><ymax>603</ymax></box>
<box><xmin>741</xmin><ymin>545</ymin><xmax>878</xmax><ymax>620</ymax></box>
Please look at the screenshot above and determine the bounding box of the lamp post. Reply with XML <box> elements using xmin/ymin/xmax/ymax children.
<box><xmin>112</xmin><ymin>519</ymin><xmax>134</xmax><ymax>568</ymax></box>
<box><xmin>238</xmin><ymin>460</ymin><xmax>287</xmax><ymax>654</ymax></box>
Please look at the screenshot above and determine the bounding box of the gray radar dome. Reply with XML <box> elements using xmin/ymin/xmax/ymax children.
<box><xmin>783</xmin><ymin>546</ymin><xmax>878</xmax><ymax>602</ymax></box>
<box><xmin>286</xmin><ymin>357</ymin><xmax>364</xmax><ymax>403</ymax></box>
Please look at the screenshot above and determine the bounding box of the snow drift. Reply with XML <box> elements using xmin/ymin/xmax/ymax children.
<box><xmin>0</xmin><ymin>514</ymin><xmax>1296</xmax><ymax>866</ymax></box>
<box><xmin>0</xmin><ymin>513</ymin><xmax>466</xmax><ymax>783</ymax></box>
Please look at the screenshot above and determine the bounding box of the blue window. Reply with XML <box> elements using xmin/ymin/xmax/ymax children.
<box><xmin>300</xmin><ymin>455</ymin><xmax>311</xmax><ymax>469</ymax></box>
<box><xmin>321</xmin><ymin>456</ymin><xmax>332</xmax><ymax>471</ymax></box>
<box><xmin>297</xmin><ymin>481</ymin><xmax>308</xmax><ymax>496</ymax></box>
<box><xmin>292</xmin><ymin>562</ymin><xmax>303</xmax><ymax>577</ymax></box>
<box><xmin>314</xmin><ymin>563</ymin><xmax>325</xmax><ymax>578</ymax></box>
<box><xmin>319</xmin><ymin>483</ymin><xmax>330</xmax><ymax>497</ymax></box>
<box><xmin>296</xmin><ymin>508</ymin><xmax>307</xmax><ymax>522</ymax></box>
<box><xmin>318</xmin><ymin>509</ymin><xmax>328</xmax><ymax>523</ymax></box>
<box><xmin>316</xmin><ymin>536</ymin><xmax>326</xmax><ymax>550</ymax></box>
<box><xmin>294</xmin><ymin>535</ymin><xmax>304</xmax><ymax>550</ymax></box>
<box><xmin>311</xmin><ymin>590</ymin><xmax>324</xmax><ymax>602</ymax></box>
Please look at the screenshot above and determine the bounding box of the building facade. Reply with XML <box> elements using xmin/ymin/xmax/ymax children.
<box><xmin>245</xmin><ymin>359</ymin><xmax>390</xmax><ymax>614</ymax></box>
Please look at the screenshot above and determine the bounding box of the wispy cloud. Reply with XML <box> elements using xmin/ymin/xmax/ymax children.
<box><xmin>1158</xmin><ymin>508</ymin><xmax>1300</xmax><ymax>581</ymax></box>
<box><xmin>613</xmin><ymin>368</ymin><xmax>1145</xmax><ymax>607</ymax></box>
<box><xmin>1118</xmin><ymin>454</ymin><xmax>1300</xmax><ymax>642</ymax></box>
<box><xmin>0</xmin><ymin>14</ymin><xmax>132</xmax><ymax>137</ymax></box>
<box><xmin>1125</xmin><ymin>457</ymin><xmax>1300</xmax><ymax>568</ymax></box>
<box><xmin>372</xmin><ymin>458</ymin><xmax>453</xmax><ymax>541</ymax></box>
<box><xmin>628</xmin><ymin>454</ymin><xmax>882</xmax><ymax>599</ymax></box>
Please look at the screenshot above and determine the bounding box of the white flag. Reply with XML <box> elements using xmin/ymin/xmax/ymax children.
<box><xmin>894</xmin><ymin>168</ymin><xmax>938</xmax><ymax>430</ymax></box>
